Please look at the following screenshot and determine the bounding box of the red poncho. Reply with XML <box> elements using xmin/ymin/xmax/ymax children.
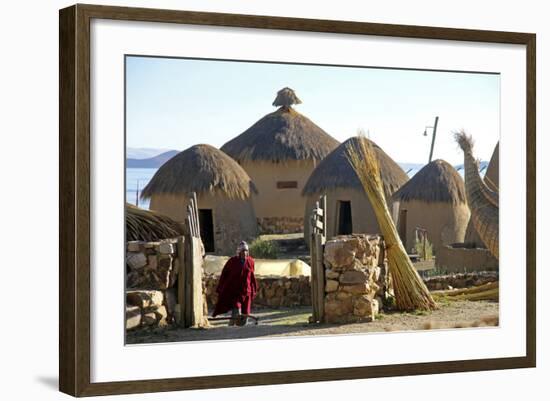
<box><xmin>212</xmin><ymin>256</ymin><xmax>257</xmax><ymax>317</ymax></box>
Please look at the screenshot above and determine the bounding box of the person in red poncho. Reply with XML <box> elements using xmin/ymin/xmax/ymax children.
<box><xmin>212</xmin><ymin>241</ymin><xmax>257</xmax><ymax>326</ymax></box>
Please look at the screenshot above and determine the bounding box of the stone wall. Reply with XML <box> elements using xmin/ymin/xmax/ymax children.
<box><xmin>126</xmin><ymin>239</ymin><xmax>180</xmax><ymax>290</ymax></box>
<box><xmin>436</xmin><ymin>243</ymin><xmax>498</xmax><ymax>273</ymax></box>
<box><xmin>203</xmin><ymin>274</ymin><xmax>311</xmax><ymax>310</ymax></box>
<box><xmin>126</xmin><ymin>239</ymin><xmax>181</xmax><ymax>330</ymax></box>
<box><xmin>126</xmin><ymin>290</ymin><xmax>170</xmax><ymax>330</ymax></box>
<box><xmin>323</xmin><ymin>235</ymin><xmax>388</xmax><ymax>324</ymax></box>
<box><xmin>257</xmin><ymin>217</ymin><xmax>304</xmax><ymax>234</ymax></box>
<box><xmin>423</xmin><ymin>271</ymin><xmax>498</xmax><ymax>291</ymax></box>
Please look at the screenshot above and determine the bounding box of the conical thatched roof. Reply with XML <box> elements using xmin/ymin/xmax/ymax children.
<box><xmin>126</xmin><ymin>203</ymin><xmax>185</xmax><ymax>241</ymax></box>
<box><xmin>141</xmin><ymin>144</ymin><xmax>257</xmax><ymax>200</ymax></box>
<box><xmin>302</xmin><ymin>136</ymin><xmax>408</xmax><ymax>200</ymax></box>
<box><xmin>392</xmin><ymin>159</ymin><xmax>467</xmax><ymax>204</ymax></box>
<box><xmin>221</xmin><ymin>89</ymin><xmax>339</xmax><ymax>163</ymax></box>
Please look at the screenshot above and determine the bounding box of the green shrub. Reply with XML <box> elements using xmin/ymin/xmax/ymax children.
<box><xmin>249</xmin><ymin>238</ymin><xmax>279</xmax><ymax>259</ymax></box>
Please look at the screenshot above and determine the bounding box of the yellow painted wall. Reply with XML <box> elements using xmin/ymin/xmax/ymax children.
<box><xmin>395</xmin><ymin>200</ymin><xmax>470</xmax><ymax>255</ymax></box>
<box><xmin>149</xmin><ymin>192</ymin><xmax>258</xmax><ymax>255</ymax></box>
<box><xmin>241</xmin><ymin>160</ymin><xmax>315</xmax><ymax>219</ymax></box>
<box><xmin>304</xmin><ymin>188</ymin><xmax>394</xmax><ymax>245</ymax></box>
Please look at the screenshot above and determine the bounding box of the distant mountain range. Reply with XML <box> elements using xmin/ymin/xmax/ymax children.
<box><xmin>126</xmin><ymin>150</ymin><xmax>179</xmax><ymax>168</ymax></box>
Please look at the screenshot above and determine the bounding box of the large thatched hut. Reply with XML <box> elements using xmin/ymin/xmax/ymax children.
<box><xmin>302</xmin><ymin>136</ymin><xmax>408</xmax><ymax>244</ymax></box>
<box><xmin>391</xmin><ymin>159</ymin><xmax>470</xmax><ymax>254</ymax></box>
<box><xmin>141</xmin><ymin>144</ymin><xmax>258</xmax><ymax>255</ymax></box>
<box><xmin>221</xmin><ymin>87</ymin><xmax>339</xmax><ymax>234</ymax></box>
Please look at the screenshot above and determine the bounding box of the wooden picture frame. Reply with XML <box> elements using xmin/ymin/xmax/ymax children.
<box><xmin>59</xmin><ymin>3</ymin><xmax>536</xmax><ymax>397</ymax></box>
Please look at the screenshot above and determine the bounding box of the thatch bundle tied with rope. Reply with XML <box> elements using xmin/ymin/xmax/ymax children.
<box><xmin>346</xmin><ymin>136</ymin><xmax>437</xmax><ymax>311</ymax></box>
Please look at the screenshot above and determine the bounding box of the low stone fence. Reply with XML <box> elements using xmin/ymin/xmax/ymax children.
<box><xmin>203</xmin><ymin>274</ymin><xmax>311</xmax><ymax>310</ymax></box>
<box><xmin>323</xmin><ymin>235</ymin><xmax>388</xmax><ymax>324</ymax></box>
<box><xmin>423</xmin><ymin>271</ymin><xmax>498</xmax><ymax>291</ymax></box>
<box><xmin>436</xmin><ymin>243</ymin><xmax>498</xmax><ymax>273</ymax></box>
<box><xmin>126</xmin><ymin>290</ymin><xmax>169</xmax><ymax>330</ymax></box>
<box><xmin>257</xmin><ymin>217</ymin><xmax>304</xmax><ymax>234</ymax></box>
<box><xmin>126</xmin><ymin>239</ymin><xmax>182</xmax><ymax>330</ymax></box>
<box><xmin>126</xmin><ymin>239</ymin><xmax>181</xmax><ymax>290</ymax></box>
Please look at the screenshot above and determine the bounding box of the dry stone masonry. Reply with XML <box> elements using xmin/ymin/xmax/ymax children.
<box><xmin>126</xmin><ymin>239</ymin><xmax>181</xmax><ymax>330</ymax></box>
<box><xmin>126</xmin><ymin>239</ymin><xmax>179</xmax><ymax>290</ymax></box>
<box><xmin>323</xmin><ymin>235</ymin><xmax>389</xmax><ymax>324</ymax></box>
<box><xmin>257</xmin><ymin>217</ymin><xmax>304</xmax><ymax>234</ymax></box>
<box><xmin>203</xmin><ymin>274</ymin><xmax>311</xmax><ymax>309</ymax></box>
<box><xmin>423</xmin><ymin>271</ymin><xmax>498</xmax><ymax>291</ymax></box>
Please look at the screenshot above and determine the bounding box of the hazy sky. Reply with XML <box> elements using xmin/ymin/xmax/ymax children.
<box><xmin>126</xmin><ymin>56</ymin><xmax>500</xmax><ymax>165</ymax></box>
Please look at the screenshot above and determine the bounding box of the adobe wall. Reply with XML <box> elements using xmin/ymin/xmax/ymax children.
<box><xmin>304</xmin><ymin>189</ymin><xmax>396</xmax><ymax>248</ymax></box>
<box><xmin>149</xmin><ymin>193</ymin><xmax>258</xmax><ymax>255</ymax></box>
<box><xmin>436</xmin><ymin>243</ymin><xmax>499</xmax><ymax>272</ymax></box>
<box><xmin>242</xmin><ymin>160</ymin><xmax>315</xmax><ymax>233</ymax></box>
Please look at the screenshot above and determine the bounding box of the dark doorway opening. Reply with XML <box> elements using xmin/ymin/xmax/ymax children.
<box><xmin>398</xmin><ymin>209</ymin><xmax>407</xmax><ymax>250</ymax></box>
<box><xmin>337</xmin><ymin>201</ymin><xmax>352</xmax><ymax>235</ymax></box>
<box><xmin>199</xmin><ymin>209</ymin><xmax>215</xmax><ymax>253</ymax></box>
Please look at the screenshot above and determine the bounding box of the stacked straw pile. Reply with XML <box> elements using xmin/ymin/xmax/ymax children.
<box><xmin>433</xmin><ymin>282</ymin><xmax>499</xmax><ymax>302</ymax></box>
<box><xmin>346</xmin><ymin>136</ymin><xmax>437</xmax><ymax>311</ymax></box>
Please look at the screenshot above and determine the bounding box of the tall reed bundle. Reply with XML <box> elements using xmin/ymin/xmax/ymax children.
<box><xmin>346</xmin><ymin>136</ymin><xmax>437</xmax><ymax>311</ymax></box>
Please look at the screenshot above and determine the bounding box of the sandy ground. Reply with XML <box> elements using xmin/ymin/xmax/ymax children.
<box><xmin>126</xmin><ymin>299</ymin><xmax>499</xmax><ymax>345</ymax></box>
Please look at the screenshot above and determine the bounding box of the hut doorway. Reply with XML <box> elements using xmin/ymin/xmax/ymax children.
<box><xmin>337</xmin><ymin>201</ymin><xmax>352</xmax><ymax>235</ymax></box>
<box><xmin>198</xmin><ymin>209</ymin><xmax>215</xmax><ymax>253</ymax></box>
<box><xmin>398</xmin><ymin>209</ymin><xmax>407</xmax><ymax>250</ymax></box>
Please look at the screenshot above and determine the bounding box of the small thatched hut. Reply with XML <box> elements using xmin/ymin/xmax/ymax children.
<box><xmin>464</xmin><ymin>141</ymin><xmax>499</xmax><ymax>246</ymax></box>
<box><xmin>221</xmin><ymin>87</ymin><xmax>339</xmax><ymax>234</ymax></box>
<box><xmin>141</xmin><ymin>144</ymin><xmax>258</xmax><ymax>255</ymax></box>
<box><xmin>126</xmin><ymin>203</ymin><xmax>185</xmax><ymax>242</ymax></box>
<box><xmin>302</xmin><ymin>136</ymin><xmax>408</xmax><ymax>243</ymax></box>
<box><xmin>391</xmin><ymin>159</ymin><xmax>470</xmax><ymax>254</ymax></box>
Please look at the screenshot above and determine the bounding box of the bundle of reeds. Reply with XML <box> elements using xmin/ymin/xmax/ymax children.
<box><xmin>126</xmin><ymin>203</ymin><xmax>185</xmax><ymax>242</ymax></box>
<box><xmin>346</xmin><ymin>136</ymin><xmax>437</xmax><ymax>311</ymax></box>
<box><xmin>433</xmin><ymin>282</ymin><xmax>499</xmax><ymax>302</ymax></box>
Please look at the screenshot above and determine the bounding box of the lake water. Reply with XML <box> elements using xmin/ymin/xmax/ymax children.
<box><xmin>126</xmin><ymin>168</ymin><xmax>157</xmax><ymax>209</ymax></box>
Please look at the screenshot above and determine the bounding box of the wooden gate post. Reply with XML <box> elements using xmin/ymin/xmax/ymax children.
<box><xmin>310</xmin><ymin>195</ymin><xmax>327</xmax><ymax>323</ymax></box>
<box><xmin>178</xmin><ymin>192</ymin><xmax>206</xmax><ymax>328</ymax></box>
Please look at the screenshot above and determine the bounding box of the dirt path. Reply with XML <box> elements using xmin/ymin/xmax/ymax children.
<box><xmin>126</xmin><ymin>299</ymin><xmax>498</xmax><ymax>345</ymax></box>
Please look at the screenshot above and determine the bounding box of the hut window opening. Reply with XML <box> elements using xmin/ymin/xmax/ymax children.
<box><xmin>199</xmin><ymin>209</ymin><xmax>215</xmax><ymax>253</ymax></box>
<box><xmin>276</xmin><ymin>181</ymin><xmax>298</xmax><ymax>189</ymax></box>
<box><xmin>337</xmin><ymin>201</ymin><xmax>352</xmax><ymax>235</ymax></box>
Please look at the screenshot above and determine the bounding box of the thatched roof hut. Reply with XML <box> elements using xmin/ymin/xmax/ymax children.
<box><xmin>221</xmin><ymin>88</ymin><xmax>339</xmax><ymax>234</ymax></box>
<box><xmin>303</xmin><ymin>136</ymin><xmax>408</xmax><ymax>243</ymax></box>
<box><xmin>141</xmin><ymin>144</ymin><xmax>257</xmax><ymax>200</ymax></box>
<box><xmin>141</xmin><ymin>144</ymin><xmax>258</xmax><ymax>255</ymax></box>
<box><xmin>126</xmin><ymin>203</ymin><xmax>185</xmax><ymax>242</ymax></box>
<box><xmin>391</xmin><ymin>159</ymin><xmax>470</xmax><ymax>254</ymax></box>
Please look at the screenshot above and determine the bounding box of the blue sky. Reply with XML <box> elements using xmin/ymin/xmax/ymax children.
<box><xmin>126</xmin><ymin>56</ymin><xmax>500</xmax><ymax>165</ymax></box>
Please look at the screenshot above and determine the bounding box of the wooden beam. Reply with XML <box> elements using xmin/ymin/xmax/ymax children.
<box><xmin>176</xmin><ymin>236</ymin><xmax>185</xmax><ymax>326</ymax></box>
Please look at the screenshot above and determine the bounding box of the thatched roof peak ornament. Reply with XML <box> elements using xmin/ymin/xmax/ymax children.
<box><xmin>272</xmin><ymin>87</ymin><xmax>302</xmax><ymax>108</ymax></box>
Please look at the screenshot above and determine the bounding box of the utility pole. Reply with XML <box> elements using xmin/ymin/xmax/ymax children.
<box><xmin>423</xmin><ymin>116</ymin><xmax>439</xmax><ymax>164</ymax></box>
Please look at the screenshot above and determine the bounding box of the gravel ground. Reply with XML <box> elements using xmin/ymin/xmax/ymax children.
<box><xmin>126</xmin><ymin>300</ymin><xmax>499</xmax><ymax>345</ymax></box>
